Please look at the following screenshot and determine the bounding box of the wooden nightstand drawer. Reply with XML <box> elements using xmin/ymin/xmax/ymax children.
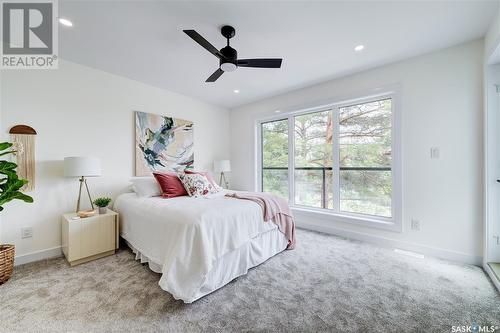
<box><xmin>61</xmin><ymin>210</ymin><xmax>119</xmax><ymax>266</ymax></box>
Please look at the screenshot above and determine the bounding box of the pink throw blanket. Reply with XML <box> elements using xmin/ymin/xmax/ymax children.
<box><xmin>226</xmin><ymin>192</ymin><xmax>296</xmax><ymax>250</ymax></box>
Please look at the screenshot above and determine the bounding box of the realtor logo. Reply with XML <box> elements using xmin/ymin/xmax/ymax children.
<box><xmin>1</xmin><ymin>0</ymin><xmax>58</xmax><ymax>69</ymax></box>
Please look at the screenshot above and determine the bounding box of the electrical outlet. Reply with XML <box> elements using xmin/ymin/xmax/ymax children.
<box><xmin>21</xmin><ymin>227</ymin><xmax>33</xmax><ymax>239</ymax></box>
<box><xmin>430</xmin><ymin>147</ymin><xmax>440</xmax><ymax>159</ymax></box>
<box><xmin>411</xmin><ymin>219</ymin><xmax>421</xmax><ymax>231</ymax></box>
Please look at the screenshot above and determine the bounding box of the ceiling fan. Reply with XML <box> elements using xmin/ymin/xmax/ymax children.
<box><xmin>183</xmin><ymin>25</ymin><xmax>283</xmax><ymax>82</ymax></box>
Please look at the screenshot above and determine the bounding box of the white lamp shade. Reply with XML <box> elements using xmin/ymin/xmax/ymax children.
<box><xmin>64</xmin><ymin>157</ymin><xmax>101</xmax><ymax>177</ymax></box>
<box><xmin>214</xmin><ymin>160</ymin><xmax>231</xmax><ymax>173</ymax></box>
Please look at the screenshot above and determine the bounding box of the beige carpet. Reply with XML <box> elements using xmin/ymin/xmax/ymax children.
<box><xmin>0</xmin><ymin>229</ymin><xmax>499</xmax><ymax>332</ymax></box>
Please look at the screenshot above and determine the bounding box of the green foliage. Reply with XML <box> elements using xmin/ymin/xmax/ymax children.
<box><xmin>338</xmin><ymin>100</ymin><xmax>392</xmax><ymax>216</ymax></box>
<box><xmin>261</xmin><ymin>120</ymin><xmax>290</xmax><ymax>199</ymax></box>
<box><xmin>262</xmin><ymin>120</ymin><xmax>288</xmax><ymax>167</ymax></box>
<box><xmin>262</xmin><ymin>169</ymin><xmax>288</xmax><ymax>199</ymax></box>
<box><xmin>294</xmin><ymin>110</ymin><xmax>333</xmax><ymax>167</ymax></box>
<box><xmin>0</xmin><ymin>142</ymin><xmax>34</xmax><ymax>212</ymax></box>
<box><xmin>93</xmin><ymin>197</ymin><xmax>112</xmax><ymax>207</ymax></box>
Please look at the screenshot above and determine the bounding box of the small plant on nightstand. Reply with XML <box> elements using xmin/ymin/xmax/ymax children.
<box><xmin>93</xmin><ymin>197</ymin><xmax>111</xmax><ymax>214</ymax></box>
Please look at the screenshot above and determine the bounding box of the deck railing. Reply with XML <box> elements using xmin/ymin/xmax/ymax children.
<box><xmin>262</xmin><ymin>166</ymin><xmax>391</xmax><ymax>208</ymax></box>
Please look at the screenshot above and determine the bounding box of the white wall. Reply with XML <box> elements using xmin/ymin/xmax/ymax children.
<box><xmin>0</xmin><ymin>60</ymin><xmax>230</xmax><ymax>262</ymax></box>
<box><xmin>230</xmin><ymin>40</ymin><xmax>484</xmax><ymax>264</ymax></box>
<box><xmin>485</xmin><ymin>6</ymin><xmax>500</xmax><ymax>64</ymax></box>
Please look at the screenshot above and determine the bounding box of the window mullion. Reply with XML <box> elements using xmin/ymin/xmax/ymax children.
<box><xmin>332</xmin><ymin>108</ymin><xmax>340</xmax><ymax>212</ymax></box>
<box><xmin>390</xmin><ymin>97</ymin><xmax>398</xmax><ymax>221</ymax></box>
<box><xmin>287</xmin><ymin>116</ymin><xmax>295</xmax><ymax>204</ymax></box>
<box><xmin>258</xmin><ymin>123</ymin><xmax>263</xmax><ymax>192</ymax></box>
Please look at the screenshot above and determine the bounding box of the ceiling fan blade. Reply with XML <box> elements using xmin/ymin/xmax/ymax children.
<box><xmin>206</xmin><ymin>68</ymin><xmax>224</xmax><ymax>82</ymax></box>
<box><xmin>183</xmin><ymin>30</ymin><xmax>225</xmax><ymax>59</ymax></box>
<box><xmin>237</xmin><ymin>58</ymin><xmax>282</xmax><ymax>68</ymax></box>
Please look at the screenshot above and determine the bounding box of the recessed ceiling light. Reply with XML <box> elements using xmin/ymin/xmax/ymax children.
<box><xmin>233</xmin><ymin>89</ymin><xmax>240</xmax><ymax>94</ymax></box>
<box><xmin>354</xmin><ymin>45</ymin><xmax>365</xmax><ymax>52</ymax></box>
<box><xmin>274</xmin><ymin>110</ymin><xmax>281</xmax><ymax>113</ymax></box>
<box><xmin>59</xmin><ymin>18</ymin><xmax>73</xmax><ymax>27</ymax></box>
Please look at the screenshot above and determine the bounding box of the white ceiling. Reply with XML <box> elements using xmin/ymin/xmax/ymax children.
<box><xmin>59</xmin><ymin>1</ymin><xmax>499</xmax><ymax>109</ymax></box>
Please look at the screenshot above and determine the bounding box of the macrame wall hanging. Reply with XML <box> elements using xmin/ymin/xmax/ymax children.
<box><xmin>9</xmin><ymin>125</ymin><xmax>37</xmax><ymax>192</ymax></box>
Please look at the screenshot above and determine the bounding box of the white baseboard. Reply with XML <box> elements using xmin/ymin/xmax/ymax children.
<box><xmin>14</xmin><ymin>246</ymin><xmax>63</xmax><ymax>266</ymax></box>
<box><xmin>296</xmin><ymin>219</ymin><xmax>483</xmax><ymax>266</ymax></box>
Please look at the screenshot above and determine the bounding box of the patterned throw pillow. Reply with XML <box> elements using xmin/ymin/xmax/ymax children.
<box><xmin>178</xmin><ymin>173</ymin><xmax>219</xmax><ymax>198</ymax></box>
<box><xmin>184</xmin><ymin>170</ymin><xmax>222</xmax><ymax>190</ymax></box>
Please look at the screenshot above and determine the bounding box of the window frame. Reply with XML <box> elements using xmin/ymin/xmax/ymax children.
<box><xmin>256</xmin><ymin>88</ymin><xmax>402</xmax><ymax>232</ymax></box>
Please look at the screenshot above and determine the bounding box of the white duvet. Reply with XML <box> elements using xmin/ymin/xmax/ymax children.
<box><xmin>114</xmin><ymin>191</ymin><xmax>283</xmax><ymax>302</ymax></box>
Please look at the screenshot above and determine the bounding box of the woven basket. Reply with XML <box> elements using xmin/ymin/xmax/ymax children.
<box><xmin>0</xmin><ymin>244</ymin><xmax>15</xmax><ymax>285</ymax></box>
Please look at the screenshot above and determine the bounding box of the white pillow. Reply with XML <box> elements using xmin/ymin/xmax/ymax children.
<box><xmin>130</xmin><ymin>177</ymin><xmax>161</xmax><ymax>197</ymax></box>
<box><xmin>177</xmin><ymin>173</ymin><xmax>219</xmax><ymax>198</ymax></box>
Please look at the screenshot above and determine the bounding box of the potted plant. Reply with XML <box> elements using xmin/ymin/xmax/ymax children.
<box><xmin>0</xmin><ymin>142</ymin><xmax>33</xmax><ymax>285</ymax></box>
<box><xmin>93</xmin><ymin>197</ymin><xmax>111</xmax><ymax>214</ymax></box>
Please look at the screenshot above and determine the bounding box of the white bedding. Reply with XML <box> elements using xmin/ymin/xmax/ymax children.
<box><xmin>114</xmin><ymin>191</ymin><xmax>287</xmax><ymax>303</ymax></box>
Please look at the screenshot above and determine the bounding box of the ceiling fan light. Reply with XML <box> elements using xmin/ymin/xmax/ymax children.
<box><xmin>354</xmin><ymin>44</ymin><xmax>365</xmax><ymax>52</ymax></box>
<box><xmin>221</xmin><ymin>62</ymin><xmax>237</xmax><ymax>72</ymax></box>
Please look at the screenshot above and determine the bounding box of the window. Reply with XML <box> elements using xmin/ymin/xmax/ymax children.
<box><xmin>261</xmin><ymin>119</ymin><xmax>288</xmax><ymax>199</ymax></box>
<box><xmin>339</xmin><ymin>99</ymin><xmax>392</xmax><ymax>217</ymax></box>
<box><xmin>294</xmin><ymin>110</ymin><xmax>333</xmax><ymax>209</ymax></box>
<box><xmin>259</xmin><ymin>94</ymin><xmax>399</xmax><ymax>226</ymax></box>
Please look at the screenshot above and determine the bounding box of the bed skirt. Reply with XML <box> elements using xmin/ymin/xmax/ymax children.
<box><xmin>124</xmin><ymin>228</ymin><xmax>288</xmax><ymax>303</ymax></box>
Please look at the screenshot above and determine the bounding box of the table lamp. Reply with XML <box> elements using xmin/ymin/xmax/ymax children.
<box><xmin>214</xmin><ymin>160</ymin><xmax>230</xmax><ymax>189</ymax></box>
<box><xmin>64</xmin><ymin>157</ymin><xmax>101</xmax><ymax>212</ymax></box>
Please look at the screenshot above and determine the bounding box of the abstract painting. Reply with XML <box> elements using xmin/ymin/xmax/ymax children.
<box><xmin>135</xmin><ymin>111</ymin><xmax>194</xmax><ymax>176</ymax></box>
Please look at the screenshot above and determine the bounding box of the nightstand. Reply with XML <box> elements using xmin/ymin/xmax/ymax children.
<box><xmin>61</xmin><ymin>210</ymin><xmax>119</xmax><ymax>266</ymax></box>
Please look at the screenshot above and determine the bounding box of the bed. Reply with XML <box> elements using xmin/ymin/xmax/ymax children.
<box><xmin>114</xmin><ymin>191</ymin><xmax>288</xmax><ymax>303</ymax></box>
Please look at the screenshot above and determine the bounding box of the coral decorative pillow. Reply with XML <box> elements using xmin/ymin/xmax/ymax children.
<box><xmin>178</xmin><ymin>173</ymin><xmax>219</xmax><ymax>198</ymax></box>
<box><xmin>153</xmin><ymin>172</ymin><xmax>188</xmax><ymax>198</ymax></box>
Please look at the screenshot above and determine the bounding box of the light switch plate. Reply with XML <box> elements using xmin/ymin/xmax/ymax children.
<box><xmin>430</xmin><ymin>147</ymin><xmax>440</xmax><ymax>159</ymax></box>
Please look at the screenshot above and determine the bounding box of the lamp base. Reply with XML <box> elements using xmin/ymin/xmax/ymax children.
<box><xmin>219</xmin><ymin>172</ymin><xmax>229</xmax><ymax>189</ymax></box>
<box><xmin>76</xmin><ymin>176</ymin><xmax>95</xmax><ymax>213</ymax></box>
